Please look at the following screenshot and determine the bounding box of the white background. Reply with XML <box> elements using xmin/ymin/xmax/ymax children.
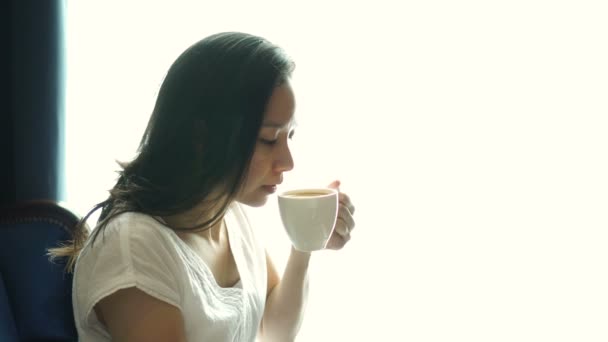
<box><xmin>66</xmin><ymin>1</ymin><xmax>608</xmax><ymax>341</ymax></box>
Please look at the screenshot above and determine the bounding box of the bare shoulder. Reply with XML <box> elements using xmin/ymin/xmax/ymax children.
<box><xmin>95</xmin><ymin>287</ymin><xmax>187</xmax><ymax>342</ymax></box>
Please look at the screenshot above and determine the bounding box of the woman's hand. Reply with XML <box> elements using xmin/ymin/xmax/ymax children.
<box><xmin>325</xmin><ymin>180</ymin><xmax>356</xmax><ymax>250</ymax></box>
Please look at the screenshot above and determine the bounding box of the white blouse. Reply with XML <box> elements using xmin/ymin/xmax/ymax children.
<box><xmin>72</xmin><ymin>203</ymin><xmax>267</xmax><ymax>341</ymax></box>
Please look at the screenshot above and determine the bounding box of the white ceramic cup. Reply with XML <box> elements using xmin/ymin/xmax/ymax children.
<box><xmin>277</xmin><ymin>188</ymin><xmax>339</xmax><ymax>252</ymax></box>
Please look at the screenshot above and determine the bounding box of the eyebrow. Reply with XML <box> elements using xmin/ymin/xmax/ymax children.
<box><xmin>262</xmin><ymin>118</ymin><xmax>298</xmax><ymax>129</ymax></box>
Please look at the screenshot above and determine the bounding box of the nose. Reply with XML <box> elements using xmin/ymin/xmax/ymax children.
<box><xmin>273</xmin><ymin>141</ymin><xmax>294</xmax><ymax>173</ymax></box>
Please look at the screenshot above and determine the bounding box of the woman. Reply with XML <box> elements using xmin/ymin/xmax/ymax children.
<box><xmin>53</xmin><ymin>32</ymin><xmax>356</xmax><ymax>341</ymax></box>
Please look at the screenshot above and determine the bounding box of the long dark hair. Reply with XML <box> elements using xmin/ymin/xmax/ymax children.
<box><xmin>50</xmin><ymin>32</ymin><xmax>295</xmax><ymax>271</ymax></box>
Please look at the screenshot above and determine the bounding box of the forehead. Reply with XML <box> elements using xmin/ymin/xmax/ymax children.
<box><xmin>262</xmin><ymin>82</ymin><xmax>296</xmax><ymax>128</ymax></box>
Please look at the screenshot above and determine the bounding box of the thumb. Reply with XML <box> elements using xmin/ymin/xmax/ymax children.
<box><xmin>327</xmin><ymin>180</ymin><xmax>341</xmax><ymax>190</ymax></box>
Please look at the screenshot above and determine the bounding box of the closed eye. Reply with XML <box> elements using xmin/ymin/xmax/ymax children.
<box><xmin>259</xmin><ymin>138</ymin><xmax>278</xmax><ymax>146</ymax></box>
<box><xmin>259</xmin><ymin>130</ymin><xmax>295</xmax><ymax>146</ymax></box>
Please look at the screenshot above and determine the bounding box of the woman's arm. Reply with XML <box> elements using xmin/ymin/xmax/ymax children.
<box><xmin>259</xmin><ymin>248</ymin><xmax>311</xmax><ymax>342</ymax></box>
<box><xmin>95</xmin><ymin>287</ymin><xmax>188</xmax><ymax>342</ymax></box>
<box><xmin>259</xmin><ymin>182</ymin><xmax>355</xmax><ymax>341</ymax></box>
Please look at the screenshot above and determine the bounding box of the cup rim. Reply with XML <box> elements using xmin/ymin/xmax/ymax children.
<box><xmin>278</xmin><ymin>188</ymin><xmax>338</xmax><ymax>199</ymax></box>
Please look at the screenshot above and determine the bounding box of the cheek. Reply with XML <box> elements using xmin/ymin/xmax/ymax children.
<box><xmin>245</xmin><ymin>152</ymin><xmax>271</xmax><ymax>185</ymax></box>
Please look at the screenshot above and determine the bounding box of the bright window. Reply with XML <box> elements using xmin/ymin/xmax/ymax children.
<box><xmin>66</xmin><ymin>1</ymin><xmax>608</xmax><ymax>340</ymax></box>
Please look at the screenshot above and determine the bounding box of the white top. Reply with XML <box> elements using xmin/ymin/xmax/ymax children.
<box><xmin>72</xmin><ymin>203</ymin><xmax>267</xmax><ymax>342</ymax></box>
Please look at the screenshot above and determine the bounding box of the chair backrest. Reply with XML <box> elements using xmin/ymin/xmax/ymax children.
<box><xmin>0</xmin><ymin>201</ymin><xmax>80</xmax><ymax>341</ymax></box>
<box><xmin>0</xmin><ymin>272</ymin><xmax>19</xmax><ymax>342</ymax></box>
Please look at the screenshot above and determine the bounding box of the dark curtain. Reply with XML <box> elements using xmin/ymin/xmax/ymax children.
<box><xmin>1</xmin><ymin>0</ymin><xmax>66</xmax><ymax>207</ymax></box>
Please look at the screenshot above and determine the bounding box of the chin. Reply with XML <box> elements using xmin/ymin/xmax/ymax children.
<box><xmin>238</xmin><ymin>194</ymin><xmax>270</xmax><ymax>208</ymax></box>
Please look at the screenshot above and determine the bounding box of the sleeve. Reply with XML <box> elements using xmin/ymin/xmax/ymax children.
<box><xmin>74</xmin><ymin>214</ymin><xmax>183</xmax><ymax>328</ymax></box>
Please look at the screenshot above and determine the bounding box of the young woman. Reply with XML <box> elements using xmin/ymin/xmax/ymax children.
<box><xmin>55</xmin><ymin>32</ymin><xmax>356</xmax><ymax>341</ymax></box>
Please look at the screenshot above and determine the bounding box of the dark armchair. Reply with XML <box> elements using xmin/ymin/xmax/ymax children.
<box><xmin>0</xmin><ymin>201</ymin><xmax>80</xmax><ymax>341</ymax></box>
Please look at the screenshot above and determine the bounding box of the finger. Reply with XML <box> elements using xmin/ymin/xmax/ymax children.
<box><xmin>338</xmin><ymin>193</ymin><xmax>355</xmax><ymax>214</ymax></box>
<box><xmin>327</xmin><ymin>180</ymin><xmax>341</xmax><ymax>190</ymax></box>
<box><xmin>334</xmin><ymin>217</ymin><xmax>352</xmax><ymax>237</ymax></box>
<box><xmin>326</xmin><ymin>231</ymin><xmax>350</xmax><ymax>250</ymax></box>
<box><xmin>334</xmin><ymin>219</ymin><xmax>347</xmax><ymax>236</ymax></box>
<box><xmin>336</xmin><ymin>232</ymin><xmax>350</xmax><ymax>248</ymax></box>
<box><xmin>337</xmin><ymin>206</ymin><xmax>355</xmax><ymax>232</ymax></box>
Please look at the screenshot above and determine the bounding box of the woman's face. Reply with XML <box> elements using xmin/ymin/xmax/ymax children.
<box><xmin>237</xmin><ymin>81</ymin><xmax>296</xmax><ymax>207</ymax></box>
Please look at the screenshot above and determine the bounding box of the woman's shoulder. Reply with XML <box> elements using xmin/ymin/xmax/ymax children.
<box><xmin>74</xmin><ymin>211</ymin><xmax>183</xmax><ymax>287</ymax></box>
<box><xmin>106</xmin><ymin>211</ymin><xmax>165</xmax><ymax>229</ymax></box>
<box><xmin>79</xmin><ymin>211</ymin><xmax>174</xmax><ymax>258</ymax></box>
<box><xmin>73</xmin><ymin>211</ymin><xmax>185</xmax><ymax>331</ymax></box>
<box><xmin>97</xmin><ymin>211</ymin><xmax>171</xmax><ymax>239</ymax></box>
